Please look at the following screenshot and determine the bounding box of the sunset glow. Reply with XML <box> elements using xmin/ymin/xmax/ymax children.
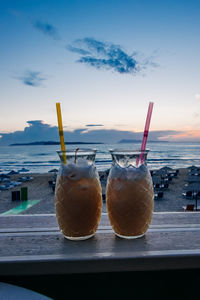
<box><xmin>1</xmin><ymin>0</ymin><xmax>200</xmax><ymax>143</ymax></box>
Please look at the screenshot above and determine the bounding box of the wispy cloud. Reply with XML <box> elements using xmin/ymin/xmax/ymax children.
<box><xmin>17</xmin><ymin>71</ymin><xmax>46</xmax><ymax>87</ymax></box>
<box><xmin>33</xmin><ymin>21</ymin><xmax>60</xmax><ymax>40</ymax></box>
<box><xmin>160</xmin><ymin>130</ymin><xmax>200</xmax><ymax>142</ymax></box>
<box><xmin>68</xmin><ymin>45</ymin><xmax>91</xmax><ymax>56</ymax></box>
<box><xmin>67</xmin><ymin>37</ymin><xmax>157</xmax><ymax>75</ymax></box>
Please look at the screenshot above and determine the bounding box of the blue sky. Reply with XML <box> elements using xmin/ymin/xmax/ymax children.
<box><xmin>1</xmin><ymin>0</ymin><xmax>200</xmax><ymax>144</ymax></box>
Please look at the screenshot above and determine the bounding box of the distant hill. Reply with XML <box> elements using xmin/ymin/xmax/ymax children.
<box><xmin>118</xmin><ymin>139</ymin><xmax>169</xmax><ymax>143</ymax></box>
<box><xmin>10</xmin><ymin>141</ymin><xmax>104</xmax><ymax>146</ymax></box>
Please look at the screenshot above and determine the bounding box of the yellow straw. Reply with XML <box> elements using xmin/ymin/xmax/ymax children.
<box><xmin>56</xmin><ymin>102</ymin><xmax>67</xmax><ymax>164</ymax></box>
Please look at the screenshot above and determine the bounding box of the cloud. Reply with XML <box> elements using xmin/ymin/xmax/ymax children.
<box><xmin>33</xmin><ymin>21</ymin><xmax>60</xmax><ymax>40</ymax></box>
<box><xmin>0</xmin><ymin>121</ymin><xmax>58</xmax><ymax>145</ymax></box>
<box><xmin>86</xmin><ymin>124</ymin><xmax>104</xmax><ymax>127</ymax></box>
<box><xmin>16</xmin><ymin>71</ymin><xmax>46</xmax><ymax>87</ymax></box>
<box><xmin>159</xmin><ymin>130</ymin><xmax>200</xmax><ymax>142</ymax></box>
<box><xmin>195</xmin><ymin>94</ymin><xmax>200</xmax><ymax>100</ymax></box>
<box><xmin>0</xmin><ymin>120</ymin><xmax>194</xmax><ymax>146</ymax></box>
<box><xmin>67</xmin><ymin>45</ymin><xmax>91</xmax><ymax>56</ymax></box>
<box><xmin>67</xmin><ymin>37</ymin><xmax>156</xmax><ymax>75</ymax></box>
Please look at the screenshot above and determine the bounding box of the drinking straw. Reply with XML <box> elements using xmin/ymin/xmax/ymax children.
<box><xmin>137</xmin><ymin>102</ymin><xmax>154</xmax><ymax>165</ymax></box>
<box><xmin>56</xmin><ymin>102</ymin><xmax>67</xmax><ymax>164</ymax></box>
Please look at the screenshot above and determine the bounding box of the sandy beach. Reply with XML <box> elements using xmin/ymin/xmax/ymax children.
<box><xmin>0</xmin><ymin>167</ymin><xmax>198</xmax><ymax>215</ymax></box>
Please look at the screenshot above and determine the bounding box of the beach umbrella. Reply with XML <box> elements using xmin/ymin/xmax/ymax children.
<box><xmin>188</xmin><ymin>166</ymin><xmax>200</xmax><ymax>172</ymax></box>
<box><xmin>187</xmin><ymin>176</ymin><xmax>200</xmax><ymax>183</ymax></box>
<box><xmin>152</xmin><ymin>175</ymin><xmax>164</xmax><ymax>184</ymax></box>
<box><xmin>192</xmin><ymin>193</ymin><xmax>200</xmax><ymax>211</ymax></box>
<box><xmin>184</xmin><ymin>183</ymin><xmax>200</xmax><ymax>211</ymax></box>
<box><xmin>160</xmin><ymin>166</ymin><xmax>173</xmax><ymax>171</ymax></box>
<box><xmin>185</xmin><ymin>183</ymin><xmax>200</xmax><ymax>192</ymax></box>
<box><xmin>48</xmin><ymin>169</ymin><xmax>58</xmax><ymax>173</ymax></box>
<box><xmin>153</xmin><ymin>170</ymin><xmax>168</xmax><ymax>177</ymax></box>
<box><xmin>189</xmin><ymin>171</ymin><xmax>200</xmax><ymax>176</ymax></box>
<box><xmin>7</xmin><ymin>170</ymin><xmax>19</xmax><ymax>175</ymax></box>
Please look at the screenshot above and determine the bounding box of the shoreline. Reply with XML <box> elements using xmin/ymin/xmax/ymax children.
<box><xmin>0</xmin><ymin>167</ymin><xmax>198</xmax><ymax>214</ymax></box>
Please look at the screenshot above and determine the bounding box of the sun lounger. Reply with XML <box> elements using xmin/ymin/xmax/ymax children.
<box><xmin>153</xmin><ymin>181</ymin><xmax>169</xmax><ymax>191</ymax></box>
<box><xmin>48</xmin><ymin>180</ymin><xmax>56</xmax><ymax>186</ymax></box>
<box><xmin>182</xmin><ymin>191</ymin><xmax>193</xmax><ymax>198</ymax></box>
<box><xmin>0</xmin><ymin>185</ymin><xmax>9</xmax><ymax>191</ymax></box>
<box><xmin>11</xmin><ymin>181</ymin><xmax>21</xmax><ymax>186</ymax></box>
<box><xmin>182</xmin><ymin>204</ymin><xmax>195</xmax><ymax>211</ymax></box>
<box><xmin>1</xmin><ymin>178</ymin><xmax>11</xmax><ymax>183</ymax></box>
<box><xmin>153</xmin><ymin>167</ymin><xmax>179</xmax><ymax>180</ymax></box>
<box><xmin>18</xmin><ymin>176</ymin><xmax>33</xmax><ymax>182</ymax></box>
<box><xmin>152</xmin><ymin>175</ymin><xmax>163</xmax><ymax>184</ymax></box>
<box><xmin>187</xmin><ymin>176</ymin><xmax>200</xmax><ymax>183</ymax></box>
<box><xmin>169</xmin><ymin>172</ymin><xmax>177</xmax><ymax>178</ymax></box>
<box><xmin>154</xmin><ymin>192</ymin><xmax>164</xmax><ymax>200</ymax></box>
<box><xmin>154</xmin><ymin>183</ymin><xmax>162</xmax><ymax>189</ymax></box>
<box><xmin>0</xmin><ymin>180</ymin><xmax>20</xmax><ymax>190</ymax></box>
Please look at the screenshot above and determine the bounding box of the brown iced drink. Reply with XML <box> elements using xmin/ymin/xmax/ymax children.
<box><xmin>106</xmin><ymin>164</ymin><xmax>154</xmax><ymax>238</ymax></box>
<box><xmin>55</xmin><ymin>163</ymin><xmax>102</xmax><ymax>240</ymax></box>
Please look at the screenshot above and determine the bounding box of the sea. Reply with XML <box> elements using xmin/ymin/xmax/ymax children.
<box><xmin>0</xmin><ymin>142</ymin><xmax>200</xmax><ymax>174</ymax></box>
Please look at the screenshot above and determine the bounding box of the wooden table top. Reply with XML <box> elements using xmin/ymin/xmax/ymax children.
<box><xmin>1</xmin><ymin>212</ymin><xmax>200</xmax><ymax>276</ymax></box>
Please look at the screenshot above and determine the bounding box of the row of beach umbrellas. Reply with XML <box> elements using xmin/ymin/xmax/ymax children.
<box><xmin>183</xmin><ymin>166</ymin><xmax>200</xmax><ymax>210</ymax></box>
<box><xmin>151</xmin><ymin>166</ymin><xmax>179</xmax><ymax>200</ymax></box>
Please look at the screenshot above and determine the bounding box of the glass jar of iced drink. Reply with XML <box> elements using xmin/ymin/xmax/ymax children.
<box><xmin>55</xmin><ymin>149</ymin><xmax>102</xmax><ymax>240</ymax></box>
<box><xmin>106</xmin><ymin>149</ymin><xmax>154</xmax><ymax>239</ymax></box>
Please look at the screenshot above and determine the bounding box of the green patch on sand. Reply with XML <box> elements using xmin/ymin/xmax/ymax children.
<box><xmin>1</xmin><ymin>200</ymin><xmax>40</xmax><ymax>215</ymax></box>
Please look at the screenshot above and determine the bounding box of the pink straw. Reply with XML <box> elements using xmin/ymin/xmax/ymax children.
<box><xmin>137</xmin><ymin>102</ymin><xmax>154</xmax><ymax>165</ymax></box>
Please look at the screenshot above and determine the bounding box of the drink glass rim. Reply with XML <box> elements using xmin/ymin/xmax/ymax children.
<box><xmin>57</xmin><ymin>148</ymin><xmax>97</xmax><ymax>155</ymax></box>
<box><xmin>109</xmin><ymin>148</ymin><xmax>149</xmax><ymax>155</ymax></box>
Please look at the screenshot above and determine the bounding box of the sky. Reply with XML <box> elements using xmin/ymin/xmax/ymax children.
<box><xmin>1</xmin><ymin>0</ymin><xmax>200</xmax><ymax>144</ymax></box>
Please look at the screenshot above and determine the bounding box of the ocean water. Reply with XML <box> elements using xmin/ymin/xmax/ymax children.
<box><xmin>0</xmin><ymin>142</ymin><xmax>200</xmax><ymax>174</ymax></box>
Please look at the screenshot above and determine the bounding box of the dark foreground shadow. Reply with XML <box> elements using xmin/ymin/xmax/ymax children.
<box><xmin>1</xmin><ymin>269</ymin><xmax>200</xmax><ymax>300</ymax></box>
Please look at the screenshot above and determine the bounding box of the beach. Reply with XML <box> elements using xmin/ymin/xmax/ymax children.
<box><xmin>0</xmin><ymin>167</ymin><xmax>196</xmax><ymax>215</ymax></box>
